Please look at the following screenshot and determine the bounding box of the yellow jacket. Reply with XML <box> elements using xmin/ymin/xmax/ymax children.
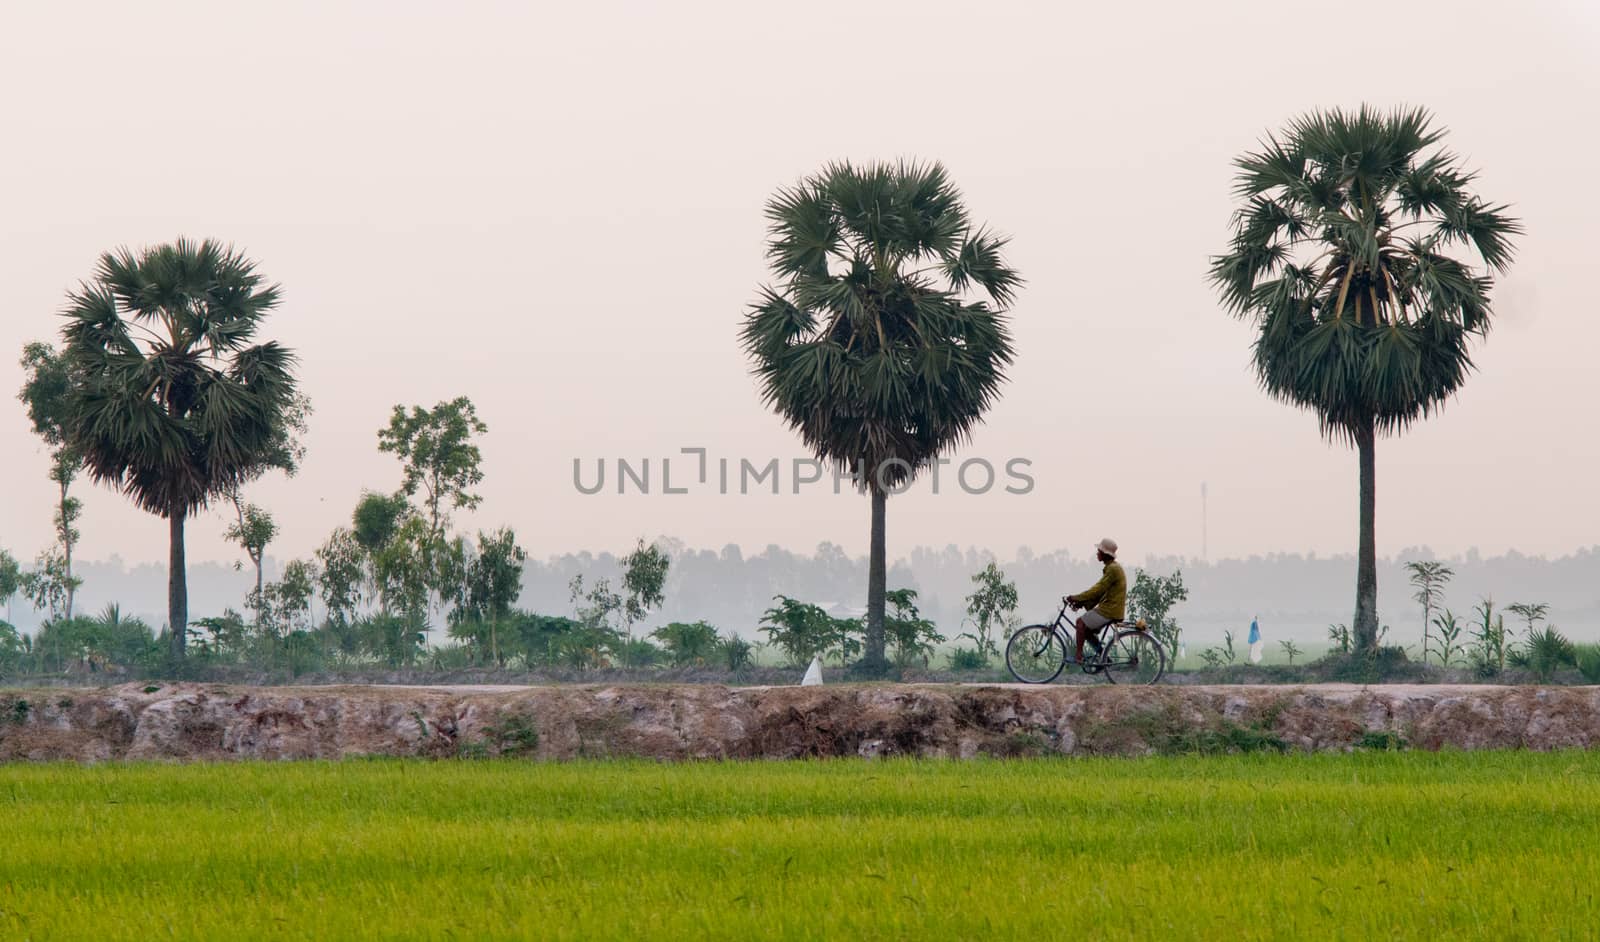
<box><xmin>1075</xmin><ymin>561</ymin><xmax>1127</xmax><ymax>621</ymax></box>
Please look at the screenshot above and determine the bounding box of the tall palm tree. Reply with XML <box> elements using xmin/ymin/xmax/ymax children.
<box><xmin>741</xmin><ymin>161</ymin><xmax>1020</xmax><ymax>674</ymax></box>
<box><xmin>62</xmin><ymin>239</ymin><xmax>299</xmax><ymax>664</ymax></box>
<box><xmin>1211</xmin><ymin>107</ymin><xmax>1520</xmax><ymax>650</ymax></box>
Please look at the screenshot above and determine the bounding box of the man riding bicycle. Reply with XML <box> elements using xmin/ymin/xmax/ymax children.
<box><xmin>1064</xmin><ymin>538</ymin><xmax>1126</xmax><ymax>664</ymax></box>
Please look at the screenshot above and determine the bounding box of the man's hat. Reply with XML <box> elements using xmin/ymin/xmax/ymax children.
<box><xmin>1096</xmin><ymin>537</ymin><xmax>1118</xmax><ymax>558</ymax></box>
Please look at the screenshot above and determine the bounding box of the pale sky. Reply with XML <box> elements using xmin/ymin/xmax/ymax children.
<box><xmin>2</xmin><ymin>0</ymin><xmax>1597</xmax><ymax>570</ymax></box>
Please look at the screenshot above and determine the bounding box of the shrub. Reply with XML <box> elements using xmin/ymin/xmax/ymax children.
<box><xmin>651</xmin><ymin>621</ymin><xmax>720</xmax><ymax>666</ymax></box>
<box><xmin>718</xmin><ymin>635</ymin><xmax>754</xmax><ymax>671</ymax></box>
<box><xmin>885</xmin><ymin>589</ymin><xmax>943</xmax><ymax>668</ymax></box>
<box><xmin>1574</xmin><ymin>644</ymin><xmax>1600</xmax><ymax>685</ymax></box>
<box><xmin>947</xmin><ymin>647</ymin><xmax>989</xmax><ymax>671</ymax></box>
<box><xmin>1524</xmin><ymin>627</ymin><xmax>1576</xmax><ymax>682</ymax></box>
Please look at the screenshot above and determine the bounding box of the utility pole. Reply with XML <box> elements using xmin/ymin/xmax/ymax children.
<box><xmin>1200</xmin><ymin>481</ymin><xmax>1208</xmax><ymax>561</ymax></box>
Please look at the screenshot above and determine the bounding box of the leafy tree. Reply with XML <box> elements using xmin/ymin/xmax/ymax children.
<box><xmin>961</xmin><ymin>562</ymin><xmax>1017</xmax><ymax>663</ymax></box>
<box><xmin>884</xmin><ymin>588</ymin><xmax>943</xmax><ymax>668</ymax></box>
<box><xmin>1128</xmin><ymin>569</ymin><xmax>1189</xmax><ymax>661</ymax></box>
<box><xmin>569</xmin><ymin>574</ymin><xmax>621</xmax><ymax>633</ymax></box>
<box><xmin>352</xmin><ymin>491</ymin><xmax>412</xmax><ymax>556</ymax></box>
<box><xmin>741</xmin><ymin>161</ymin><xmax>1020</xmax><ymax>675</ymax></box>
<box><xmin>222</xmin><ymin>391</ymin><xmax>311</xmax><ymax>612</ymax></box>
<box><xmin>652</xmin><ymin>620</ymin><xmax>720</xmax><ymax>666</ymax></box>
<box><xmin>758</xmin><ymin>595</ymin><xmax>837</xmax><ymax>667</ymax></box>
<box><xmin>315</xmin><ymin>527</ymin><xmax>366</xmax><ymax>628</ymax></box>
<box><xmin>1278</xmin><ymin>639</ymin><xmax>1302</xmax><ymax>664</ymax></box>
<box><xmin>60</xmin><ymin>239</ymin><xmax>298</xmax><ymax>663</ymax></box>
<box><xmin>620</xmin><ymin>538</ymin><xmax>670</xmax><ymax>644</ymax></box>
<box><xmin>226</xmin><ymin>503</ymin><xmax>278</xmax><ymax>619</ymax></box>
<box><xmin>1328</xmin><ymin>623</ymin><xmax>1352</xmax><ymax>654</ymax></box>
<box><xmin>458</xmin><ymin>527</ymin><xmax>526</xmax><ymax>665</ymax></box>
<box><xmin>373</xmin><ymin>516</ymin><xmax>434</xmax><ymax>630</ymax></box>
<box><xmin>0</xmin><ymin>620</ymin><xmax>24</xmax><ymax>675</ymax></box>
<box><xmin>18</xmin><ymin>342</ymin><xmax>86</xmax><ymax>619</ymax></box>
<box><xmin>22</xmin><ymin>551</ymin><xmax>78</xmax><ymax>622</ymax></box>
<box><xmin>1211</xmin><ymin>107</ymin><xmax>1520</xmax><ymax>650</ymax></box>
<box><xmin>0</xmin><ymin>549</ymin><xmax>22</xmax><ymax>613</ymax></box>
<box><xmin>377</xmin><ymin>397</ymin><xmax>487</xmax><ymax>542</ymax></box>
<box><xmin>1405</xmin><ymin>561</ymin><xmax>1454</xmax><ymax>664</ymax></box>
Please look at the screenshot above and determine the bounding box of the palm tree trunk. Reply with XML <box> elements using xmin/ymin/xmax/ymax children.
<box><xmin>168</xmin><ymin>508</ymin><xmax>188</xmax><ymax>665</ymax></box>
<box><xmin>1353</xmin><ymin>416</ymin><xmax>1379</xmax><ymax>650</ymax></box>
<box><xmin>862</xmin><ymin>486</ymin><xmax>889</xmax><ymax>675</ymax></box>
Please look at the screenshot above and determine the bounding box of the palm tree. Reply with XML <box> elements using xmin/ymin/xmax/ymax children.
<box><xmin>1211</xmin><ymin>107</ymin><xmax>1520</xmax><ymax>650</ymax></box>
<box><xmin>61</xmin><ymin>239</ymin><xmax>299</xmax><ymax>665</ymax></box>
<box><xmin>741</xmin><ymin>161</ymin><xmax>1020</xmax><ymax>674</ymax></box>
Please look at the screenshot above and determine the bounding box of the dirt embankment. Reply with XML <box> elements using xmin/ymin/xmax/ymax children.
<box><xmin>3</xmin><ymin>683</ymin><xmax>1599</xmax><ymax>762</ymax></box>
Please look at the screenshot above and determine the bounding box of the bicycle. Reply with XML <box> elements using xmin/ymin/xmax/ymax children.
<box><xmin>1005</xmin><ymin>598</ymin><xmax>1166</xmax><ymax>685</ymax></box>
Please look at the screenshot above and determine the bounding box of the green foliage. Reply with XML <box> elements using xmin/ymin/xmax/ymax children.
<box><xmin>614</xmin><ymin>638</ymin><xmax>664</xmax><ymax>669</ymax></box>
<box><xmin>946</xmin><ymin>647</ymin><xmax>989</xmax><ymax>671</ymax></box>
<box><xmin>620</xmin><ymin>538</ymin><xmax>670</xmax><ymax>636</ymax></box>
<box><xmin>18</xmin><ymin>341</ymin><xmax>87</xmax><ymax>619</ymax></box>
<box><xmin>1211</xmin><ymin>106</ymin><xmax>1520</xmax><ymax>443</ymax></box>
<box><xmin>1574</xmin><ymin>644</ymin><xmax>1600</xmax><ymax>685</ymax></box>
<box><xmin>1406</xmin><ymin>561</ymin><xmax>1453</xmax><ymax>663</ymax></box>
<box><xmin>717</xmin><ymin>634</ymin><xmax>754</xmax><ymax>672</ymax></box>
<box><xmin>354</xmin><ymin>613</ymin><xmax>426</xmax><ymax>667</ymax></box>
<box><xmin>1128</xmin><ymin>568</ymin><xmax>1188</xmax><ymax>660</ymax></box>
<box><xmin>352</xmin><ymin>491</ymin><xmax>411</xmax><ymax>555</ymax></box>
<box><xmin>21</xmin><ymin>550</ymin><xmax>79</xmax><ymax>621</ymax></box>
<box><xmin>29</xmin><ymin>605</ymin><xmax>161</xmax><ymax>673</ymax></box>
<box><xmin>453</xmin><ymin>528</ymin><xmax>526</xmax><ymax>664</ymax></box>
<box><xmin>1278</xmin><ymin>640</ymin><xmax>1302</xmax><ymax>664</ymax></box>
<box><xmin>0</xmin><ymin>621</ymin><xmax>25</xmax><ymax>675</ymax></box>
<box><xmin>960</xmin><ymin>562</ymin><xmax>1017</xmax><ymax>662</ymax></box>
<box><xmin>1506</xmin><ymin>602</ymin><xmax>1549</xmax><ymax>641</ymax></box>
<box><xmin>651</xmin><ymin>620</ymin><xmax>720</xmax><ymax>667</ymax></box>
<box><xmin>59</xmin><ymin>239</ymin><xmax>300</xmax><ymax>660</ymax></box>
<box><xmin>1357</xmin><ymin>730</ymin><xmax>1407</xmax><ymax>751</ymax></box>
<box><xmin>569</xmin><ymin>574</ymin><xmax>622</xmax><ymax>635</ymax></box>
<box><xmin>315</xmin><ymin>527</ymin><xmax>366</xmax><ymax>627</ymax></box>
<box><xmin>0</xmin><ymin>550</ymin><xmax>22</xmax><ymax>606</ymax></box>
<box><xmin>741</xmin><ymin>160</ymin><xmax>1020</xmax><ymax>669</ymax></box>
<box><xmin>884</xmin><ymin>588</ymin><xmax>943</xmax><ymax>668</ymax></box>
<box><xmin>1328</xmin><ymin>623</ymin><xmax>1352</xmax><ymax>654</ymax></box>
<box><xmin>758</xmin><ymin>595</ymin><xmax>856</xmax><ymax>667</ymax></box>
<box><xmin>475</xmin><ymin>713</ymin><xmax>540</xmax><ymax>757</ymax></box>
<box><xmin>377</xmin><ymin>397</ymin><xmax>487</xmax><ymax>540</ymax></box>
<box><xmin>1429</xmin><ymin>609</ymin><xmax>1466</xmax><ymax>668</ymax></box>
<box><xmin>1468</xmin><ymin>598</ymin><xmax>1509</xmax><ymax>678</ymax></box>
<box><xmin>1524</xmin><ymin>626</ymin><xmax>1575</xmax><ymax>683</ymax></box>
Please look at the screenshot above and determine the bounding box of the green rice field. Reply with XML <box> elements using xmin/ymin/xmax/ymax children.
<box><xmin>3</xmin><ymin>753</ymin><xmax>1599</xmax><ymax>940</ymax></box>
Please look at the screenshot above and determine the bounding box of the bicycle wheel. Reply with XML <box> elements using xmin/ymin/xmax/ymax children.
<box><xmin>1103</xmin><ymin>629</ymin><xmax>1166</xmax><ymax>685</ymax></box>
<box><xmin>1006</xmin><ymin>625</ymin><xmax>1068</xmax><ymax>684</ymax></box>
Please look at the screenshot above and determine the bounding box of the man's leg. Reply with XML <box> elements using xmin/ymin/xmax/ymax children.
<box><xmin>1073</xmin><ymin>617</ymin><xmax>1089</xmax><ymax>661</ymax></box>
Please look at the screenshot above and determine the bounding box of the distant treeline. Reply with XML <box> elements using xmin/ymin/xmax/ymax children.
<box><xmin>7</xmin><ymin>543</ymin><xmax>1598</xmax><ymax>646</ymax></box>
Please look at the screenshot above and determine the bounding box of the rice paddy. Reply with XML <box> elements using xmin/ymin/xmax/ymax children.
<box><xmin>3</xmin><ymin>752</ymin><xmax>1598</xmax><ymax>939</ymax></box>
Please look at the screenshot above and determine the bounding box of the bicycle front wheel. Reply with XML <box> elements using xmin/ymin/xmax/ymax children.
<box><xmin>1103</xmin><ymin>629</ymin><xmax>1166</xmax><ymax>685</ymax></box>
<box><xmin>1006</xmin><ymin>625</ymin><xmax>1068</xmax><ymax>684</ymax></box>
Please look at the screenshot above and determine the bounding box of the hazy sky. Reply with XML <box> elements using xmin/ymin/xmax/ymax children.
<box><xmin>2</xmin><ymin>0</ymin><xmax>1596</xmax><ymax>570</ymax></box>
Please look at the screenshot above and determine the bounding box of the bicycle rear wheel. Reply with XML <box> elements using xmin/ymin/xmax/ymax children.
<box><xmin>1103</xmin><ymin>629</ymin><xmax>1166</xmax><ymax>685</ymax></box>
<box><xmin>1006</xmin><ymin>625</ymin><xmax>1068</xmax><ymax>684</ymax></box>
